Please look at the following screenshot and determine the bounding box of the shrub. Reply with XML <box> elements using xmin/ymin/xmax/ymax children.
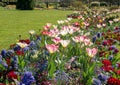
<box><xmin>16</xmin><ymin>0</ymin><xmax>35</xmax><ymax>10</ymax></box>
<box><xmin>90</xmin><ymin>1</ymin><xmax>100</xmax><ymax>7</ymax></box>
<box><xmin>109</xmin><ymin>6</ymin><xmax>119</xmax><ymax>11</ymax></box>
<box><xmin>35</xmin><ymin>3</ymin><xmax>46</xmax><ymax>8</ymax></box>
<box><xmin>100</xmin><ymin>2</ymin><xmax>108</xmax><ymax>6</ymax></box>
<box><xmin>0</xmin><ymin>2</ymin><xmax>6</xmax><ymax>7</ymax></box>
<box><xmin>71</xmin><ymin>1</ymin><xmax>87</xmax><ymax>10</ymax></box>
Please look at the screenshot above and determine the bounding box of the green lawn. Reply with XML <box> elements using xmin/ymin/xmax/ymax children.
<box><xmin>0</xmin><ymin>7</ymin><xmax>72</xmax><ymax>50</ymax></box>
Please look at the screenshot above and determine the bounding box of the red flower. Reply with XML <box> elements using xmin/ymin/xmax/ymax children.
<box><xmin>116</xmin><ymin>70</ymin><xmax>120</xmax><ymax>75</ymax></box>
<box><xmin>7</xmin><ymin>70</ymin><xmax>18</xmax><ymax>79</ymax></box>
<box><xmin>19</xmin><ymin>39</ymin><xmax>30</xmax><ymax>44</ymax></box>
<box><xmin>15</xmin><ymin>50</ymin><xmax>24</xmax><ymax>56</ymax></box>
<box><xmin>117</xmin><ymin>63</ymin><xmax>120</xmax><ymax>68</ymax></box>
<box><xmin>107</xmin><ymin>77</ymin><xmax>120</xmax><ymax>85</ymax></box>
<box><xmin>102</xmin><ymin>32</ymin><xmax>105</xmax><ymax>36</ymax></box>
<box><xmin>102</xmin><ymin>66</ymin><xmax>114</xmax><ymax>72</ymax></box>
<box><xmin>102</xmin><ymin>59</ymin><xmax>111</xmax><ymax>66</ymax></box>
<box><xmin>113</xmin><ymin>49</ymin><xmax>119</xmax><ymax>54</ymax></box>
<box><xmin>6</xmin><ymin>58</ymin><xmax>11</xmax><ymax>66</ymax></box>
<box><xmin>41</xmin><ymin>30</ymin><xmax>50</xmax><ymax>35</ymax></box>
<box><xmin>102</xmin><ymin>40</ymin><xmax>108</xmax><ymax>46</ymax></box>
<box><xmin>0</xmin><ymin>84</ymin><xmax>6</xmax><ymax>85</ymax></box>
<box><xmin>0</xmin><ymin>84</ymin><xmax>15</xmax><ymax>85</ymax></box>
<box><xmin>99</xmin><ymin>51</ymin><xmax>105</xmax><ymax>57</ymax></box>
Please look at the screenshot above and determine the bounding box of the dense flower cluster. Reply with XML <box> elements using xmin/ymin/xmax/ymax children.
<box><xmin>0</xmin><ymin>10</ymin><xmax>120</xmax><ymax>85</ymax></box>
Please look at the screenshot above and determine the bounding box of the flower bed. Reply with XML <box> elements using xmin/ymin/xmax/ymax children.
<box><xmin>0</xmin><ymin>10</ymin><xmax>120</xmax><ymax>85</ymax></box>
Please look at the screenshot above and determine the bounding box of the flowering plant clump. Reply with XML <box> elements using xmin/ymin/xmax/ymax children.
<box><xmin>0</xmin><ymin>10</ymin><xmax>120</xmax><ymax>85</ymax></box>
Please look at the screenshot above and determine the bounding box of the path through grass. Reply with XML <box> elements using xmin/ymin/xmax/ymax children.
<box><xmin>0</xmin><ymin>8</ymin><xmax>72</xmax><ymax>50</ymax></box>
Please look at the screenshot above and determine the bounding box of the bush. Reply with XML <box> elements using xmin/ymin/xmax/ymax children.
<box><xmin>16</xmin><ymin>0</ymin><xmax>35</xmax><ymax>10</ymax></box>
<box><xmin>109</xmin><ymin>6</ymin><xmax>119</xmax><ymax>11</ymax></box>
<box><xmin>100</xmin><ymin>2</ymin><xmax>108</xmax><ymax>6</ymax></box>
<box><xmin>71</xmin><ymin>1</ymin><xmax>87</xmax><ymax>10</ymax></box>
<box><xmin>0</xmin><ymin>2</ymin><xmax>6</xmax><ymax>7</ymax></box>
<box><xmin>35</xmin><ymin>3</ymin><xmax>46</xmax><ymax>8</ymax></box>
<box><xmin>90</xmin><ymin>2</ymin><xmax>100</xmax><ymax>7</ymax></box>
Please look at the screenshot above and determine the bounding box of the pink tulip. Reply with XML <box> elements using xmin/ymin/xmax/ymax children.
<box><xmin>41</xmin><ymin>30</ymin><xmax>51</xmax><ymax>36</ymax></box>
<box><xmin>79</xmin><ymin>36</ymin><xmax>86</xmax><ymax>42</ymax></box>
<box><xmin>84</xmin><ymin>38</ymin><xmax>91</xmax><ymax>46</ymax></box>
<box><xmin>49</xmin><ymin>28</ymin><xmax>59</xmax><ymax>37</ymax></box>
<box><xmin>68</xmin><ymin>26</ymin><xmax>79</xmax><ymax>34</ymax></box>
<box><xmin>60</xmin><ymin>26</ymin><xmax>69</xmax><ymax>36</ymax></box>
<box><xmin>44</xmin><ymin>23</ymin><xmax>52</xmax><ymax>30</ymax></box>
<box><xmin>52</xmin><ymin>37</ymin><xmax>61</xmax><ymax>44</ymax></box>
<box><xmin>46</xmin><ymin>44</ymin><xmax>59</xmax><ymax>54</ymax></box>
<box><xmin>72</xmin><ymin>36</ymin><xmax>81</xmax><ymax>43</ymax></box>
<box><xmin>86</xmin><ymin>48</ymin><xmax>98</xmax><ymax>57</ymax></box>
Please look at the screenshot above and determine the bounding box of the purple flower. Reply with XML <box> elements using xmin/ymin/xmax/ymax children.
<box><xmin>6</xmin><ymin>50</ymin><xmax>14</xmax><ymax>58</ymax></box>
<box><xmin>36</xmin><ymin>36</ymin><xmax>41</xmax><ymax>41</ymax></box>
<box><xmin>102</xmin><ymin>40</ymin><xmax>107</xmax><ymax>46</ymax></box>
<box><xmin>92</xmin><ymin>36</ymin><xmax>97</xmax><ymax>43</ymax></box>
<box><xmin>21</xmin><ymin>71</ymin><xmax>36</xmax><ymax>85</ymax></box>
<box><xmin>11</xmin><ymin>56</ymin><xmax>18</xmax><ymax>70</ymax></box>
<box><xmin>29</xmin><ymin>41</ymin><xmax>36</xmax><ymax>47</ymax></box>
<box><xmin>23</xmin><ymin>46</ymin><xmax>29</xmax><ymax>53</ymax></box>
<box><xmin>108</xmin><ymin>45</ymin><xmax>116</xmax><ymax>50</ymax></box>
<box><xmin>97</xmin><ymin>32</ymin><xmax>101</xmax><ymax>38</ymax></box>
<box><xmin>1</xmin><ymin>49</ymin><xmax>7</xmax><ymax>57</ymax></box>
<box><xmin>14</xmin><ymin>45</ymin><xmax>21</xmax><ymax>51</ymax></box>
<box><xmin>0</xmin><ymin>55</ymin><xmax>2</xmax><ymax>60</ymax></box>
<box><xmin>98</xmin><ymin>73</ymin><xmax>109</xmax><ymax>82</ymax></box>
<box><xmin>113</xmin><ymin>48</ymin><xmax>119</xmax><ymax>54</ymax></box>
<box><xmin>0</xmin><ymin>59</ymin><xmax>8</xmax><ymax>68</ymax></box>
<box><xmin>108</xmin><ymin>55</ymin><xmax>113</xmax><ymax>61</ymax></box>
<box><xmin>92</xmin><ymin>78</ymin><xmax>101</xmax><ymax>85</ymax></box>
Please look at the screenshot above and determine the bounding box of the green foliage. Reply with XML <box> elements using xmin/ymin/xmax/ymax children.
<box><xmin>16</xmin><ymin>0</ymin><xmax>35</xmax><ymax>10</ymax></box>
<box><xmin>90</xmin><ymin>1</ymin><xmax>100</xmax><ymax>7</ymax></box>
<box><xmin>0</xmin><ymin>2</ymin><xmax>6</xmax><ymax>7</ymax></box>
<box><xmin>109</xmin><ymin>6</ymin><xmax>119</xmax><ymax>11</ymax></box>
<box><xmin>71</xmin><ymin>1</ymin><xmax>87</xmax><ymax>10</ymax></box>
<box><xmin>35</xmin><ymin>2</ymin><xmax>46</xmax><ymax>8</ymax></box>
<box><xmin>100</xmin><ymin>2</ymin><xmax>108</xmax><ymax>6</ymax></box>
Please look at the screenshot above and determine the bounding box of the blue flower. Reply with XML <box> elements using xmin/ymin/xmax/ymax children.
<box><xmin>1</xmin><ymin>49</ymin><xmax>7</xmax><ymax>57</ymax></box>
<box><xmin>29</xmin><ymin>41</ymin><xmax>38</xmax><ymax>50</ymax></box>
<box><xmin>21</xmin><ymin>71</ymin><xmax>36</xmax><ymax>85</ymax></box>
<box><xmin>92</xmin><ymin>36</ymin><xmax>97</xmax><ymax>43</ymax></box>
<box><xmin>6</xmin><ymin>50</ymin><xmax>14</xmax><ymax>58</ymax></box>
<box><xmin>11</xmin><ymin>56</ymin><xmax>18</xmax><ymax>70</ymax></box>
<box><xmin>0</xmin><ymin>59</ymin><xmax>8</xmax><ymax>69</ymax></box>
<box><xmin>108</xmin><ymin>55</ymin><xmax>113</xmax><ymax>61</ymax></box>
<box><xmin>45</xmin><ymin>50</ymin><xmax>49</xmax><ymax>56</ymax></box>
<box><xmin>55</xmin><ymin>70</ymin><xmax>69</xmax><ymax>83</ymax></box>
<box><xmin>29</xmin><ymin>41</ymin><xmax>36</xmax><ymax>47</ymax></box>
<box><xmin>98</xmin><ymin>73</ymin><xmax>109</xmax><ymax>82</ymax></box>
<box><xmin>0</xmin><ymin>55</ymin><xmax>2</xmax><ymax>60</ymax></box>
<box><xmin>36</xmin><ymin>36</ymin><xmax>41</xmax><ymax>41</ymax></box>
<box><xmin>23</xmin><ymin>46</ymin><xmax>29</xmax><ymax>53</ymax></box>
<box><xmin>97</xmin><ymin>32</ymin><xmax>101</xmax><ymax>38</ymax></box>
<box><xmin>14</xmin><ymin>45</ymin><xmax>21</xmax><ymax>51</ymax></box>
<box><xmin>92</xmin><ymin>78</ymin><xmax>101</xmax><ymax>85</ymax></box>
<box><xmin>36</xmin><ymin>60</ymin><xmax>48</xmax><ymax>72</ymax></box>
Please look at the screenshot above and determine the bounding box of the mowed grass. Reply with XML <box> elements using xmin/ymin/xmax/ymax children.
<box><xmin>0</xmin><ymin>8</ymin><xmax>72</xmax><ymax>50</ymax></box>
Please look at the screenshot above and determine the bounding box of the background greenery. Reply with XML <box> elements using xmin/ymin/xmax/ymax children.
<box><xmin>0</xmin><ymin>7</ymin><xmax>72</xmax><ymax>50</ymax></box>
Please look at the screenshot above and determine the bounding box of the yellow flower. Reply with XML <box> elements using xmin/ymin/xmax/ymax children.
<box><xmin>99</xmin><ymin>20</ymin><xmax>102</xmax><ymax>23</ymax></box>
<box><xmin>60</xmin><ymin>40</ymin><xmax>70</xmax><ymax>48</ymax></box>
<box><xmin>17</xmin><ymin>42</ymin><xmax>28</xmax><ymax>48</ymax></box>
<box><xmin>29</xmin><ymin>30</ymin><xmax>35</xmax><ymax>35</ymax></box>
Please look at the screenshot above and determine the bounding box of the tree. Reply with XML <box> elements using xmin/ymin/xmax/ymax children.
<box><xmin>16</xmin><ymin>0</ymin><xmax>35</xmax><ymax>10</ymax></box>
